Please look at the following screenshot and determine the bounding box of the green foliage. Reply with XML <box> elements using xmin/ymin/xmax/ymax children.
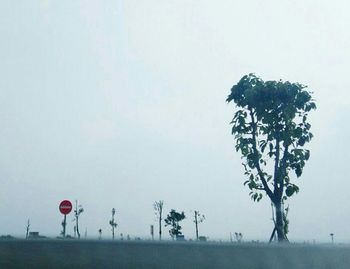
<box><xmin>285</xmin><ymin>184</ymin><xmax>299</xmax><ymax>197</ymax></box>
<box><xmin>164</xmin><ymin>209</ymin><xmax>186</xmax><ymax>239</ymax></box>
<box><xmin>227</xmin><ymin>74</ymin><xmax>316</xmax><ymax>203</ymax></box>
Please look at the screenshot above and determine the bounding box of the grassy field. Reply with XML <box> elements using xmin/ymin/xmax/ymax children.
<box><xmin>0</xmin><ymin>240</ymin><xmax>348</xmax><ymax>269</ymax></box>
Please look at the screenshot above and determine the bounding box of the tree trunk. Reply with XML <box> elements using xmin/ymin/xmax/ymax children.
<box><xmin>274</xmin><ymin>202</ymin><xmax>287</xmax><ymax>242</ymax></box>
<box><xmin>76</xmin><ymin>218</ymin><xmax>80</xmax><ymax>239</ymax></box>
<box><xmin>194</xmin><ymin>212</ymin><xmax>199</xmax><ymax>240</ymax></box>
<box><xmin>159</xmin><ymin>218</ymin><xmax>162</xmax><ymax>240</ymax></box>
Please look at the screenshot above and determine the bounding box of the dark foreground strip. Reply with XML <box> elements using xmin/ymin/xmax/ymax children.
<box><xmin>0</xmin><ymin>240</ymin><xmax>348</xmax><ymax>269</ymax></box>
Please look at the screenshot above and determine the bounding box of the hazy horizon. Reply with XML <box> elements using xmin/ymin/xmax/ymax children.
<box><xmin>1</xmin><ymin>0</ymin><xmax>350</xmax><ymax>243</ymax></box>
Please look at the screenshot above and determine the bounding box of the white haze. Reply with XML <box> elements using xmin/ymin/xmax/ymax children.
<box><xmin>0</xmin><ymin>0</ymin><xmax>350</xmax><ymax>243</ymax></box>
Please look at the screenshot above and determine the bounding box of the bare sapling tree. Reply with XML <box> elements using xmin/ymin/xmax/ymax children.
<box><xmin>25</xmin><ymin>219</ymin><xmax>30</xmax><ymax>239</ymax></box>
<box><xmin>153</xmin><ymin>200</ymin><xmax>164</xmax><ymax>240</ymax></box>
<box><xmin>234</xmin><ymin>232</ymin><xmax>243</xmax><ymax>243</ymax></box>
<box><xmin>227</xmin><ymin>74</ymin><xmax>316</xmax><ymax>242</ymax></box>
<box><xmin>73</xmin><ymin>200</ymin><xmax>84</xmax><ymax>239</ymax></box>
<box><xmin>109</xmin><ymin>208</ymin><xmax>118</xmax><ymax>240</ymax></box>
<box><xmin>193</xmin><ymin>210</ymin><xmax>205</xmax><ymax>240</ymax></box>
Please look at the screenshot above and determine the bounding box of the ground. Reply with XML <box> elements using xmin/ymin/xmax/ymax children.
<box><xmin>0</xmin><ymin>240</ymin><xmax>348</xmax><ymax>269</ymax></box>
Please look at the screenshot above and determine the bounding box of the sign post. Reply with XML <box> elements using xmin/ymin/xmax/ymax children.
<box><xmin>59</xmin><ymin>200</ymin><xmax>72</xmax><ymax>237</ymax></box>
<box><xmin>150</xmin><ymin>224</ymin><xmax>154</xmax><ymax>240</ymax></box>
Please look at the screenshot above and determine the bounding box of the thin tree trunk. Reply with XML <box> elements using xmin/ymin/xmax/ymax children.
<box><xmin>76</xmin><ymin>218</ymin><xmax>80</xmax><ymax>239</ymax></box>
<box><xmin>195</xmin><ymin>211</ymin><xmax>199</xmax><ymax>240</ymax></box>
<box><xmin>159</xmin><ymin>218</ymin><xmax>162</xmax><ymax>240</ymax></box>
<box><xmin>274</xmin><ymin>202</ymin><xmax>286</xmax><ymax>242</ymax></box>
<box><xmin>26</xmin><ymin>219</ymin><xmax>30</xmax><ymax>239</ymax></box>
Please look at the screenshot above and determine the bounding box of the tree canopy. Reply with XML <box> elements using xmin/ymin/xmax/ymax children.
<box><xmin>165</xmin><ymin>209</ymin><xmax>186</xmax><ymax>239</ymax></box>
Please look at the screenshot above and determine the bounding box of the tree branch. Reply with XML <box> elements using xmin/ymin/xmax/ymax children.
<box><xmin>249</xmin><ymin>109</ymin><xmax>274</xmax><ymax>200</ymax></box>
<box><xmin>277</xmin><ymin>145</ymin><xmax>289</xmax><ymax>200</ymax></box>
<box><xmin>273</xmin><ymin>137</ymin><xmax>280</xmax><ymax>194</ymax></box>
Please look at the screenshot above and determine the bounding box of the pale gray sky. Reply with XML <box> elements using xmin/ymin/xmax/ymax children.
<box><xmin>0</xmin><ymin>0</ymin><xmax>350</xmax><ymax>242</ymax></box>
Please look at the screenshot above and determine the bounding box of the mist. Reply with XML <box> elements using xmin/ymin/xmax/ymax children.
<box><xmin>1</xmin><ymin>0</ymin><xmax>350</xmax><ymax>244</ymax></box>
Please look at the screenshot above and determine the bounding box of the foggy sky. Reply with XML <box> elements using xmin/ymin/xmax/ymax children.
<box><xmin>1</xmin><ymin>0</ymin><xmax>350</xmax><ymax>242</ymax></box>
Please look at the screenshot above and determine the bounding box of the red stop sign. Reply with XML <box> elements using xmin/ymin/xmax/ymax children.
<box><xmin>59</xmin><ymin>200</ymin><xmax>72</xmax><ymax>215</ymax></box>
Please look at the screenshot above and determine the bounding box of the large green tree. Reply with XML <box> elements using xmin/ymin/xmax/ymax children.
<box><xmin>227</xmin><ymin>74</ymin><xmax>316</xmax><ymax>241</ymax></box>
